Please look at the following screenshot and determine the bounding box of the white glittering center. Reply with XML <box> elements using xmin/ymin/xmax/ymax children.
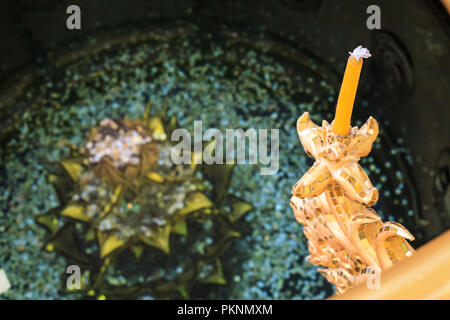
<box><xmin>87</xmin><ymin>118</ymin><xmax>152</xmax><ymax>168</ymax></box>
<box><xmin>349</xmin><ymin>45</ymin><xmax>371</xmax><ymax>61</ymax></box>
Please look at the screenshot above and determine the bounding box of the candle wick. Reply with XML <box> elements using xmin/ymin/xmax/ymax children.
<box><xmin>349</xmin><ymin>45</ymin><xmax>371</xmax><ymax>61</ymax></box>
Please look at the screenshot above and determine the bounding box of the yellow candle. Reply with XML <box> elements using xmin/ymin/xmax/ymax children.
<box><xmin>332</xmin><ymin>46</ymin><xmax>371</xmax><ymax>136</ymax></box>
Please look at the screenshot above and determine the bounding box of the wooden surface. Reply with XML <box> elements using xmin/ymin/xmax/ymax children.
<box><xmin>329</xmin><ymin>230</ymin><xmax>450</xmax><ymax>299</ymax></box>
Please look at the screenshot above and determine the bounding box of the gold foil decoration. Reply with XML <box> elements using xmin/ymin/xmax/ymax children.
<box><xmin>290</xmin><ymin>112</ymin><xmax>415</xmax><ymax>294</ymax></box>
<box><xmin>86</xmin><ymin>117</ymin><xmax>158</xmax><ymax>185</ymax></box>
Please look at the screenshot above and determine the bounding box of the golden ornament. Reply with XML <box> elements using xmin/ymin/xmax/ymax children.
<box><xmin>290</xmin><ymin>112</ymin><xmax>415</xmax><ymax>294</ymax></box>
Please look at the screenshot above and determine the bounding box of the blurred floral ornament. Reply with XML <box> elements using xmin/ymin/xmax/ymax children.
<box><xmin>290</xmin><ymin>112</ymin><xmax>415</xmax><ymax>294</ymax></box>
<box><xmin>36</xmin><ymin>103</ymin><xmax>253</xmax><ymax>299</ymax></box>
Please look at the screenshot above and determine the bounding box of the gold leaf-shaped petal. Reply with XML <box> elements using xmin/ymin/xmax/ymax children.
<box><xmin>229</xmin><ymin>198</ymin><xmax>254</xmax><ymax>223</ymax></box>
<box><xmin>47</xmin><ymin>173</ymin><xmax>74</xmax><ymax>204</ymax></box>
<box><xmin>179</xmin><ymin>192</ymin><xmax>213</xmax><ymax>215</ymax></box>
<box><xmin>354</xmin><ymin>116</ymin><xmax>379</xmax><ymax>157</ymax></box>
<box><xmin>61</xmin><ymin>204</ymin><xmax>90</xmax><ymax>222</ymax></box>
<box><xmin>172</xmin><ymin>218</ymin><xmax>188</xmax><ymax>236</ymax></box>
<box><xmin>84</xmin><ymin>227</ymin><xmax>96</xmax><ymax>242</ymax></box>
<box><xmin>292</xmin><ymin>160</ymin><xmax>331</xmax><ymax>198</ymax></box>
<box><xmin>297</xmin><ymin>112</ymin><xmax>317</xmax><ymax>132</ymax></box>
<box><xmin>375</xmin><ymin>222</ymin><xmax>415</xmax><ymax>269</ymax></box>
<box><xmin>47</xmin><ymin>225</ymin><xmax>90</xmax><ymax>264</ymax></box>
<box><xmin>98</xmin><ymin>233</ymin><xmax>125</xmax><ymax>259</ymax></box>
<box><xmin>98</xmin><ymin>203</ymin><xmax>114</xmax><ymax>221</ymax></box>
<box><xmin>145</xmin><ymin>172</ymin><xmax>165</xmax><ymax>183</ymax></box>
<box><xmin>297</xmin><ymin>112</ymin><xmax>325</xmax><ymax>159</ymax></box>
<box><xmin>139</xmin><ymin>225</ymin><xmax>171</xmax><ymax>254</ymax></box>
<box><xmin>60</xmin><ymin>159</ymin><xmax>83</xmax><ymax>182</ymax></box>
<box><xmin>131</xmin><ymin>245</ymin><xmax>145</xmax><ymax>260</ymax></box>
<box><xmin>148</xmin><ymin>117</ymin><xmax>166</xmax><ymax>141</ymax></box>
<box><xmin>154</xmin><ymin>281</ymin><xmax>189</xmax><ymax>300</ymax></box>
<box><xmin>35</xmin><ymin>208</ymin><xmax>60</xmax><ymax>235</ymax></box>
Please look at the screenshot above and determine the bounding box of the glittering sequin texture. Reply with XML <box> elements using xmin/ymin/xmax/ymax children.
<box><xmin>290</xmin><ymin>112</ymin><xmax>415</xmax><ymax>294</ymax></box>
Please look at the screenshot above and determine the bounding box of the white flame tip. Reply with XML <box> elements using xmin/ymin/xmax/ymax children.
<box><xmin>349</xmin><ymin>45</ymin><xmax>371</xmax><ymax>61</ymax></box>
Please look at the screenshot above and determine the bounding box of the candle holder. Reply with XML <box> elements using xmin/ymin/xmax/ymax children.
<box><xmin>290</xmin><ymin>112</ymin><xmax>415</xmax><ymax>294</ymax></box>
